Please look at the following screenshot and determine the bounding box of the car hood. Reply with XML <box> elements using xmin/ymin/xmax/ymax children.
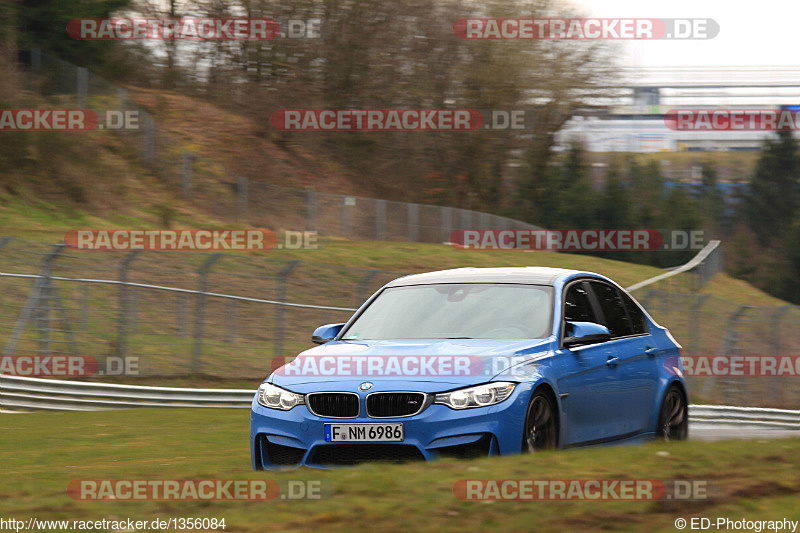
<box><xmin>268</xmin><ymin>338</ymin><xmax>554</xmax><ymax>391</ymax></box>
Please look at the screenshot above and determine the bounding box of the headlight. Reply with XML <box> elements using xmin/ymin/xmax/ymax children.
<box><xmin>434</xmin><ymin>382</ymin><xmax>516</xmax><ymax>410</ymax></box>
<box><xmin>257</xmin><ymin>383</ymin><xmax>305</xmax><ymax>410</ymax></box>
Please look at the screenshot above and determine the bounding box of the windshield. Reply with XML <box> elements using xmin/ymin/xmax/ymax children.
<box><xmin>341</xmin><ymin>283</ymin><xmax>553</xmax><ymax>340</ymax></box>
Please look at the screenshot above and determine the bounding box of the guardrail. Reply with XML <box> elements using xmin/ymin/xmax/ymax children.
<box><xmin>626</xmin><ymin>239</ymin><xmax>722</xmax><ymax>293</ymax></box>
<box><xmin>690</xmin><ymin>405</ymin><xmax>800</xmax><ymax>430</ymax></box>
<box><xmin>0</xmin><ymin>374</ymin><xmax>255</xmax><ymax>411</ymax></box>
<box><xmin>2</xmin><ymin>375</ymin><xmax>799</xmax><ymax>431</ymax></box>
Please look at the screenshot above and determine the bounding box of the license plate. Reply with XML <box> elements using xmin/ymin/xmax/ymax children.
<box><xmin>324</xmin><ymin>423</ymin><xmax>404</xmax><ymax>442</ymax></box>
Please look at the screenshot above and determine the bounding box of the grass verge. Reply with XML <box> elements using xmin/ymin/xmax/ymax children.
<box><xmin>1</xmin><ymin>409</ymin><xmax>799</xmax><ymax>532</ymax></box>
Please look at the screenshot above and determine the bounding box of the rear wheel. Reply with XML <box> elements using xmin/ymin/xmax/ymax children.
<box><xmin>656</xmin><ymin>385</ymin><xmax>688</xmax><ymax>440</ymax></box>
<box><xmin>522</xmin><ymin>391</ymin><xmax>558</xmax><ymax>452</ymax></box>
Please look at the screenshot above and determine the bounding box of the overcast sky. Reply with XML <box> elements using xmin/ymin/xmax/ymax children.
<box><xmin>566</xmin><ymin>0</ymin><xmax>798</xmax><ymax>68</ymax></box>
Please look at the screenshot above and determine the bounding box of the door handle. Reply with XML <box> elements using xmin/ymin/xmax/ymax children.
<box><xmin>606</xmin><ymin>356</ymin><xmax>620</xmax><ymax>367</ymax></box>
<box><xmin>645</xmin><ymin>347</ymin><xmax>658</xmax><ymax>357</ymax></box>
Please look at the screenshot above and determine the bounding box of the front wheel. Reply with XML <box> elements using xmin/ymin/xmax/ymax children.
<box><xmin>522</xmin><ymin>391</ymin><xmax>558</xmax><ymax>452</ymax></box>
<box><xmin>656</xmin><ymin>385</ymin><xmax>688</xmax><ymax>441</ymax></box>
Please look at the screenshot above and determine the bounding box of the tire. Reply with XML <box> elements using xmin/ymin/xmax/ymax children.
<box><xmin>522</xmin><ymin>390</ymin><xmax>558</xmax><ymax>452</ymax></box>
<box><xmin>656</xmin><ymin>385</ymin><xmax>688</xmax><ymax>441</ymax></box>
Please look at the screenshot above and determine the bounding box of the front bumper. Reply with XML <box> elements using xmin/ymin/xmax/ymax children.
<box><xmin>250</xmin><ymin>382</ymin><xmax>534</xmax><ymax>469</ymax></box>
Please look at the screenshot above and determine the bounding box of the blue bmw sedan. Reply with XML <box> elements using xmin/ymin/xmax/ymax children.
<box><xmin>251</xmin><ymin>267</ymin><xmax>688</xmax><ymax>469</ymax></box>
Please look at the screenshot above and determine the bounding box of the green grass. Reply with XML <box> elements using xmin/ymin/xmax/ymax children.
<box><xmin>1</xmin><ymin>409</ymin><xmax>799</xmax><ymax>532</ymax></box>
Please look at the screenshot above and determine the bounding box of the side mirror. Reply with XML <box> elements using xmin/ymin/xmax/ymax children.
<box><xmin>312</xmin><ymin>323</ymin><xmax>345</xmax><ymax>344</ymax></box>
<box><xmin>563</xmin><ymin>321</ymin><xmax>611</xmax><ymax>348</ymax></box>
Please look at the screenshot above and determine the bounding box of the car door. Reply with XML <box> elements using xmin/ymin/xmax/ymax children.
<box><xmin>555</xmin><ymin>280</ymin><xmax>622</xmax><ymax>447</ymax></box>
<box><xmin>587</xmin><ymin>281</ymin><xmax>659</xmax><ymax>436</ymax></box>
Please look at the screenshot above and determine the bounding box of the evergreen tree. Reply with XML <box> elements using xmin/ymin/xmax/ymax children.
<box><xmin>747</xmin><ymin>130</ymin><xmax>799</xmax><ymax>245</ymax></box>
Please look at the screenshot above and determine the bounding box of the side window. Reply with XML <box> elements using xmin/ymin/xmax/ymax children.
<box><xmin>564</xmin><ymin>282</ymin><xmax>598</xmax><ymax>323</ymax></box>
<box><xmin>621</xmin><ymin>292</ymin><xmax>649</xmax><ymax>335</ymax></box>
<box><xmin>589</xmin><ymin>282</ymin><xmax>635</xmax><ymax>338</ymax></box>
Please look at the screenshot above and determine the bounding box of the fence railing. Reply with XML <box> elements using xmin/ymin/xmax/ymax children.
<box><xmin>0</xmin><ymin>237</ymin><xmax>798</xmax><ymax>408</ymax></box>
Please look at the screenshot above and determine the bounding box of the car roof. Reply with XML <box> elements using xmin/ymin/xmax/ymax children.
<box><xmin>385</xmin><ymin>267</ymin><xmax>583</xmax><ymax>287</ymax></box>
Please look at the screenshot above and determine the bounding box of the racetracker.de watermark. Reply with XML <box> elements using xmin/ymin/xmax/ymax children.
<box><xmin>272</xmin><ymin>354</ymin><xmax>487</xmax><ymax>377</ymax></box>
<box><xmin>0</xmin><ymin>355</ymin><xmax>138</xmax><ymax>377</ymax></box>
<box><xmin>270</xmin><ymin>109</ymin><xmax>537</xmax><ymax>131</ymax></box>
<box><xmin>453</xmin><ymin>18</ymin><xmax>719</xmax><ymax>40</ymax></box>
<box><xmin>64</xmin><ymin>229</ymin><xmax>280</xmax><ymax>251</ymax></box>
<box><xmin>665</xmin><ymin>109</ymin><xmax>800</xmax><ymax>131</ymax></box>
<box><xmin>0</xmin><ymin>110</ymin><xmax>139</xmax><ymax>131</ymax></box>
<box><xmin>68</xmin><ymin>18</ymin><xmax>278</xmax><ymax>40</ymax></box>
<box><xmin>67</xmin><ymin>480</ymin><xmax>327</xmax><ymax>501</ymax></box>
<box><xmin>449</xmin><ymin>229</ymin><xmax>705</xmax><ymax>251</ymax></box>
<box><xmin>454</xmin><ymin>479</ymin><xmax>714</xmax><ymax>500</ymax></box>
<box><xmin>667</xmin><ymin>355</ymin><xmax>800</xmax><ymax>377</ymax></box>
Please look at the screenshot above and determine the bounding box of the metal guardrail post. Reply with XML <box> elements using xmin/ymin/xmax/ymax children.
<box><xmin>191</xmin><ymin>253</ymin><xmax>223</xmax><ymax>373</ymax></box>
<box><xmin>274</xmin><ymin>260</ymin><xmax>300</xmax><ymax>356</ymax></box>
<box><xmin>117</xmin><ymin>251</ymin><xmax>141</xmax><ymax>358</ymax></box>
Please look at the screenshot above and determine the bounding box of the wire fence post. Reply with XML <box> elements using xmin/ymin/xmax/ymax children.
<box><xmin>77</xmin><ymin>66</ymin><xmax>87</xmax><ymax>108</ymax></box>
<box><xmin>441</xmin><ymin>206</ymin><xmax>452</xmax><ymax>242</ymax></box>
<box><xmin>117</xmin><ymin>87</ymin><xmax>127</xmax><ymax>111</ymax></box>
<box><xmin>356</xmin><ymin>270</ymin><xmax>380</xmax><ymax>308</ymax></box>
<box><xmin>191</xmin><ymin>253</ymin><xmax>222</xmax><ymax>374</ymax></box>
<box><xmin>306</xmin><ymin>189</ymin><xmax>317</xmax><ymax>230</ymax></box>
<box><xmin>178</xmin><ymin>293</ymin><xmax>189</xmax><ymax>337</ymax></box>
<box><xmin>689</xmin><ymin>294</ymin><xmax>709</xmax><ymax>354</ymax></box>
<box><xmin>769</xmin><ymin>306</ymin><xmax>791</xmax><ymax>355</ymax></box>
<box><xmin>342</xmin><ymin>197</ymin><xmax>354</xmax><ymax>237</ymax></box>
<box><xmin>117</xmin><ymin>250</ymin><xmax>141</xmax><ymax>358</ymax></box>
<box><xmin>3</xmin><ymin>245</ymin><xmax>66</xmax><ymax>356</ymax></box>
<box><xmin>375</xmin><ymin>199</ymin><xmax>386</xmax><ymax>240</ymax></box>
<box><xmin>237</xmin><ymin>176</ymin><xmax>248</xmax><ymax>220</ymax></box>
<box><xmin>716</xmin><ymin>305</ymin><xmax>750</xmax><ymax>403</ymax></box>
<box><xmin>80</xmin><ymin>284</ymin><xmax>89</xmax><ymax>331</ymax></box>
<box><xmin>226</xmin><ymin>301</ymin><xmax>237</xmax><ymax>344</ymax></box>
<box><xmin>141</xmin><ymin>112</ymin><xmax>154</xmax><ymax>165</ymax></box>
<box><xmin>182</xmin><ymin>151</ymin><xmax>193</xmax><ymax>198</ymax></box>
<box><xmin>274</xmin><ymin>260</ymin><xmax>300</xmax><ymax>356</ymax></box>
<box><xmin>407</xmin><ymin>203</ymin><xmax>419</xmax><ymax>242</ymax></box>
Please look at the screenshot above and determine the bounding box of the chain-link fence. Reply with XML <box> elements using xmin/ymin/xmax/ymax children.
<box><xmin>1</xmin><ymin>237</ymin><xmax>799</xmax><ymax>407</ymax></box>
<box><xmin>0</xmin><ymin>238</ymin><xmax>399</xmax><ymax>382</ymax></box>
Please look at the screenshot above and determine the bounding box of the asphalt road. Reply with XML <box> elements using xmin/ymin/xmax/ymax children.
<box><xmin>691</xmin><ymin>422</ymin><xmax>800</xmax><ymax>441</ymax></box>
